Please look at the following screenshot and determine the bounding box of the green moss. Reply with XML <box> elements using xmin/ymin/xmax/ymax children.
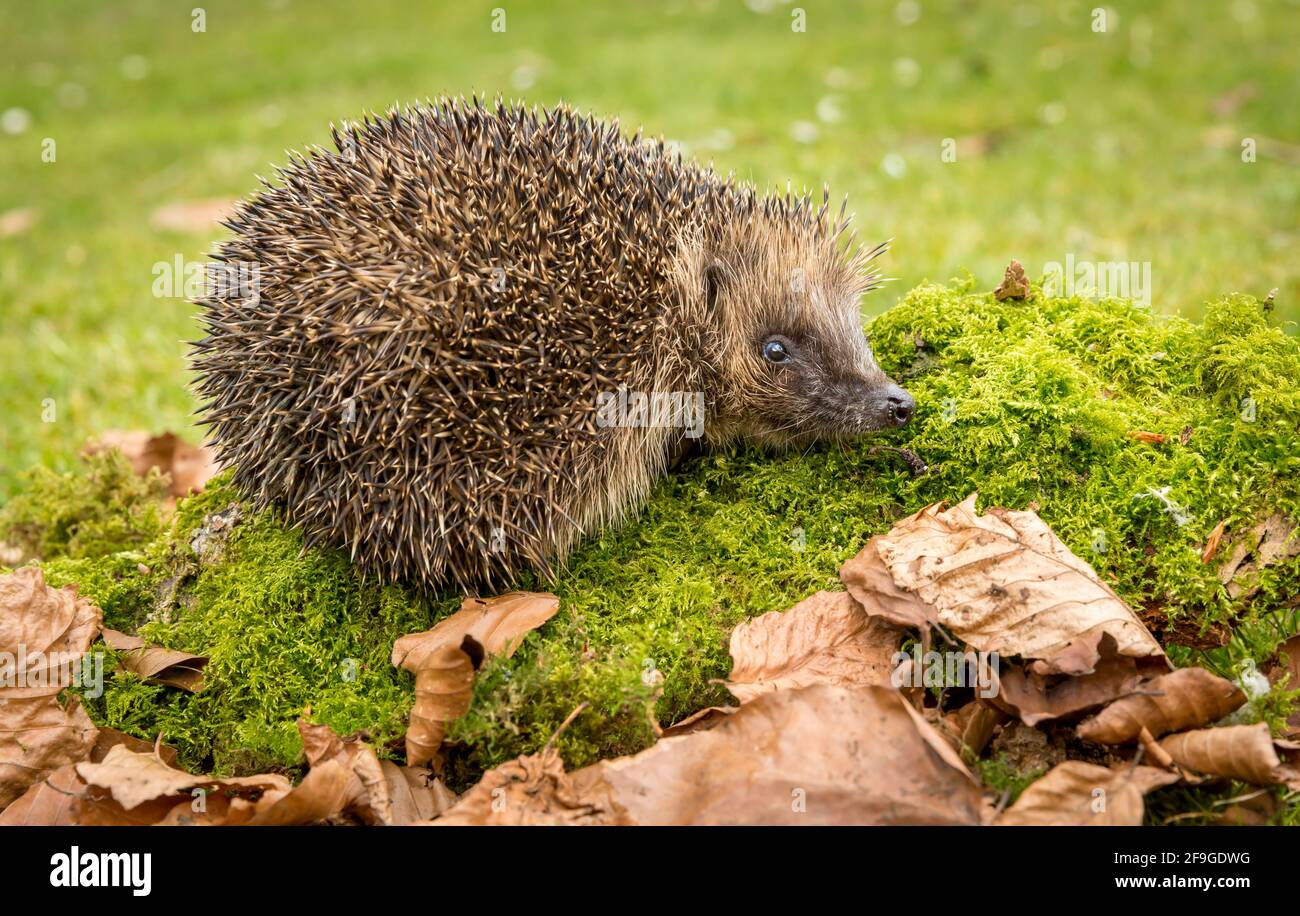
<box><xmin>12</xmin><ymin>281</ymin><xmax>1300</xmax><ymax>790</ymax></box>
<box><xmin>0</xmin><ymin>450</ymin><xmax>167</xmax><ymax>561</ymax></box>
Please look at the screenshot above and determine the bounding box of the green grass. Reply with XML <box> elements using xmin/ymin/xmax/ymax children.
<box><xmin>2</xmin><ymin>0</ymin><xmax>1298</xmax><ymax>498</ymax></box>
<box><xmin>8</xmin><ymin>283</ymin><xmax>1298</xmax><ymax>800</ymax></box>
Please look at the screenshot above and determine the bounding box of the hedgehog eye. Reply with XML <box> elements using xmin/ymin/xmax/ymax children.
<box><xmin>761</xmin><ymin>337</ymin><xmax>793</xmax><ymax>365</ymax></box>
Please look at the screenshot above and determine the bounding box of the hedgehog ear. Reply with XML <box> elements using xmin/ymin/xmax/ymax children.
<box><xmin>702</xmin><ymin>260</ymin><xmax>725</xmax><ymax>311</ymax></box>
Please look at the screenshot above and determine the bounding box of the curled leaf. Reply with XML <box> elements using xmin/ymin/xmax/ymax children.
<box><xmin>102</xmin><ymin>628</ymin><xmax>207</xmax><ymax>692</ymax></box>
<box><xmin>1158</xmin><ymin>723</ymin><xmax>1300</xmax><ymax>789</ymax></box>
<box><xmin>726</xmin><ymin>590</ymin><xmax>904</xmax><ymax>703</ymax></box>
<box><xmin>1076</xmin><ymin>666</ymin><xmax>1246</xmax><ymax>745</ymax></box>
<box><xmin>996</xmin><ymin>761</ymin><xmax>1179</xmax><ymax>826</ymax></box>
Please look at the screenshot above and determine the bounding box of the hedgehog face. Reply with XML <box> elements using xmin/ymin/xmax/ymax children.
<box><xmin>702</xmin><ymin>239</ymin><xmax>914</xmax><ymax>448</ymax></box>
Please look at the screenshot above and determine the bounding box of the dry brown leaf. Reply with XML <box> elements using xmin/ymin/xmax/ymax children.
<box><xmin>584</xmin><ymin>684</ymin><xmax>982</xmax><ymax>826</ymax></box>
<box><xmin>994</xmin><ymin>259</ymin><xmax>1031</xmax><ymax>300</ymax></box>
<box><xmin>1218</xmin><ymin>514</ymin><xmax>1300</xmax><ymax>599</ymax></box>
<box><xmin>434</xmin><ymin>747</ymin><xmax>633</xmax><ymax>826</ymax></box>
<box><xmin>839</xmin><ymin>538</ymin><xmax>938</xmax><ymax>638</ymax></box>
<box><xmin>725</xmin><ymin>590</ymin><xmax>904</xmax><ymax>702</ymax></box>
<box><xmin>872</xmin><ymin>494</ymin><xmax>1165</xmax><ymax>667</ymax></box>
<box><xmin>392</xmin><ymin>591</ymin><xmax>559</xmax><ymax>670</ymax></box>
<box><xmin>403</xmin><ymin>639</ymin><xmax>477</xmax><ymax>768</ymax></box>
<box><xmin>392</xmin><ymin>592</ymin><xmax>558</xmax><ymax>767</ymax></box>
<box><xmin>1158</xmin><ymin>723</ymin><xmax>1300</xmax><ymax>789</ymax></box>
<box><xmin>87</xmin><ymin>430</ymin><xmax>220</xmax><ymax>499</ymax></box>
<box><xmin>0</xmin><ymin>207</ymin><xmax>37</xmax><ymax>238</ymax></box>
<box><xmin>661</xmin><ymin>705</ymin><xmax>737</xmax><ymax>738</ymax></box>
<box><xmin>76</xmin><ymin>744</ymin><xmax>290</xmax><ymax>812</ymax></box>
<box><xmin>149</xmin><ymin>198</ymin><xmax>235</xmax><ymax>233</ymax></box>
<box><xmin>996</xmin><ymin>761</ymin><xmax>1179</xmax><ymax>826</ymax></box>
<box><xmin>1201</xmin><ymin>519</ymin><xmax>1227</xmax><ymax>564</ymax></box>
<box><xmin>0</xmin><ymin>567</ymin><xmax>102</xmax><ymax>808</ymax></box>
<box><xmin>1076</xmin><ymin>666</ymin><xmax>1246</xmax><ymax>745</ymax></box>
<box><xmin>102</xmin><ymin>628</ymin><xmax>207</xmax><ymax>692</ymax></box>
<box><xmin>1274</xmin><ymin>636</ymin><xmax>1300</xmax><ymax>737</ymax></box>
<box><xmin>383</xmin><ymin>761</ymin><xmax>457</xmax><ymax>824</ymax></box>
<box><xmin>993</xmin><ymin>632</ymin><xmax>1144</xmax><ymax>726</ymax></box>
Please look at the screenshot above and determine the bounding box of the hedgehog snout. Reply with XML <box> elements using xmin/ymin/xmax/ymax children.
<box><xmin>883</xmin><ymin>383</ymin><xmax>915</xmax><ymax>427</ymax></box>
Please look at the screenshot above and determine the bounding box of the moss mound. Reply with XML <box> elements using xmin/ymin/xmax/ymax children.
<box><xmin>7</xmin><ymin>279</ymin><xmax>1299</xmax><ymax>787</ymax></box>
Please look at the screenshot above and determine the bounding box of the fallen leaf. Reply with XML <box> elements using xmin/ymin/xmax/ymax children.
<box><xmin>76</xmin><ymin>744</ymin><xmax>289</xmax><ymax>813</ymax></box>
<box><xmin>383</xmin><ymin>761</ymin><xmax>457</xmax><ymax>824</ymax></box>
<box><xmin>839</xmin><ymin>538</ymin><xmax>938</xmax><ymax>637</ymax></box>
<box><xmin>725</xmin><ymin>590</ymin><xmax>904</xmax><ymax>702</ymax></box>
<box><xmin>1158</xmin><ymin>723</ymin><xmax>1300</xmax><ymax>789</ymax></box>
<box><xmin>392</xmin><ymin>592</ymin><xmax>559</xmax><ymax>766</ymax></box>
<box><xmin>400</xmin><ymin>638</ymin><xmax>477</xmax><ymax>768</ymax></box>
<box><xmin>871</xmin><ymin>494</ymin><xmax>1166</xmax><ymax>667</ymax></box>
<box><xmin>0</xmin><ymin>567</ymin><xmax>102</xmax><ymax>808</ymax></box>
<box><xmin>660</xmin><ymin>705</ymin><xmax>736</xmax><ymax>738</ymax></box>
<box><xmin>582</xmin><ymin>685</ymin><xmax>983</xmax><ymax>825</ymax></box>
<box><xmin>993</xmin><ymin>259</ymin><xmax>1030</xmax><ymax>300</ymax></box>
<box><xmin>88</xmin><ymin>729</ymin><xmax>177</xmax><ymax>771</ymax></box>
<box><xmin>102</xmin><ymin>628</ymin><xmax>207</xmax><ymax>692</ymax></box>
<box><xmin>994</xmin><ymin>632</ymin><xmax>1144</xmax><ymax>726</ymax></box>
<box><xmin>1218</xmin><ymin>514</ymin><xmax>1300</xmax><ymax>599</ymax></box>
<box><xmin>392</xmin><ymin>592</ymin><xmax>559</xmax><ymax>671</ymax></box>
<box><xmin>1201</xmin><ymin>519</ymin><xmax>1227</xmax><ymax>564</ymax></box>
<box><xmin>435</xmin><ymin>747</ymin><xmax>633</xmax><ymax>826</ymax></box>
<box><xmin>87</xmin><ymin>430</ymin><xmax>220</xmax><ymax>499</ymax></box>
<box><xmin>149</xmin><ymin>198</ymin><xmax>235</xmax><ymax>233</ymax></box>
<box><xmin>1076</xmin><ymin>666</ymin><xmax>1246</xmax><ymax>744</ymax></box>
<box><xmin>996</xmin><ymin>761</ymin><xmax>1179</xmax><ymax>826</ymax></box>
<box><xmin>1271</xmin><ymin>636</ymin><xmax>1300</xmax><ymax>737</ymax></box>
<box><xmin>0</xmin><ymin>207</ymin><xmax>37</xmax><ymax>239</ymax></box>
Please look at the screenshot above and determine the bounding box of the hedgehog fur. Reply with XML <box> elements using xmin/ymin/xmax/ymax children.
<box><xmin>192</xmin><ymin>98</ymin><xmax>911</xmax><ymax>590</ymax></box>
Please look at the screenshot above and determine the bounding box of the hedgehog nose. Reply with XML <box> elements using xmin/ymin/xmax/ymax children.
<box><xmin>886</xmin><ymin>387</ymin><xmax>915</xmax><ymax>426</ymax></box>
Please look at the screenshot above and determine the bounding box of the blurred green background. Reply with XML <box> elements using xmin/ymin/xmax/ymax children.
<box><xmin>1</xmin><ymin>0</ymin><xmax>1297</xmax><ymax>498</ymax></box>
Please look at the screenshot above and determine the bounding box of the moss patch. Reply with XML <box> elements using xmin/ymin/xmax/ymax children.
<box><xmin>6</xmin><ymin>280</ymin><xmax>1299</xmax><ymax>791</ymax></box>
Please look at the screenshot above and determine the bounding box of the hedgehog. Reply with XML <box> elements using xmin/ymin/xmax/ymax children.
<box><xmin>192</xmin><ymin>98</ymin><xmax>914</xmax><ymax>591</ymax></box>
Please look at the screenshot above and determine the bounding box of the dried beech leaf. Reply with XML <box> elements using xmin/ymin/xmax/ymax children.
<box><xmin>403</xmin><ymin>640</ymin><xmax>476</xmax><ymax>768</ymax></box>
<box><xmin>873</xmin><ymin>494</ymin><xmax>1166</xmax><ymax>666</ymax></box>
<box><xmin>1275</xmin><ymin>636</ymin><xmax>1300</xmax><ymax>737</ymax></box>
<box><xmin>0</xmin><ymin>764</ymin><xmax>86</xmax><ymax>825</ymax></box>
<box><xmin>392</xmin><ymin>591</ymin><xmax>559</xmax><ymax>671</ymax></box>
<box><xmin>994</xmin><ymin>633</ymin><xmax>1143</xmax><ymax>726</ymax></box>
<box><xmin>102</xmin><ymin>628</ymin><xmax>207</xmax><ymax>692</ymax></box>
<box><xmin>0</xmin><ymin>566</ymin><xmax>102</xmax><ymax>698</ymax></box>
<box><xmin>383</xmin><ymin>761</ymin><xmax>457</xmax><ymax>824</ymax></box>
<box><xmin>0</xmin><ymin>567</ymin><xmax>102</xmax><ymax>808</ymax></box>
<box><xmin>1076</xmin><ymin>666</ymin><xmax>1246</xmax><ymax>744</ymax></box>
<box><xmin>726</xmin><ymin>590</ymin><xmax>904</xmax><ymax>702</ymax></box>
<box><xmin>293</xmin><ymin>720</ymin><xmax>392</xmax><ymax>825</ymax></box>
<box><xmin>584</xmin><ymin>684</ymin><xmax>982</xmax><ymax>826</ymax></box>
<box><xmin>996</xmin><ymin>761</ymin><xmax>1179</xmax><ymax>826</ymax></box>
<box><xmin>993</xmin><ymin>259</ymin><xmax>1031</xmax><ymax>300</ymax></box>
<box><xmin>149</xmin><ymin>198</ymin><xmax>235</xmax><ymax>233</ymax></box>
<box><xmin>1158</xmin><ymin>723</ymin><xmax>1300</xmax><ymax>789</ymax></box>
<box><xmin>392</xmin><ymin>592</ymin><xmax>558</xmax><ymax>766</ymax></box>
<box><xmin>76</xmin><ymin>744</ymin><xmax>290</xmax><ymax>812</ymax></box>
<box><xmin>839</xmin><ymin>538</ymin><xmax>938</xmax><ymax>635</ymax></box>
<box><xmin>435</xmin><ymin>748</ymin><xmax>633</xmax><ymax>826</ymax></box>
<box><xmin>661</xmin><ymin>706</ymin><xmax>736</xmax><ymax>738</ymax></box>
<box><xmin>1218</xmin><ymin>514</ymin><xmax>1300</xmax><ymax>599</ymax></box>
<box><xmin>87</xmin><ymin>430</ymin><xmax>219</xmax><ymax>499</ymax></box>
